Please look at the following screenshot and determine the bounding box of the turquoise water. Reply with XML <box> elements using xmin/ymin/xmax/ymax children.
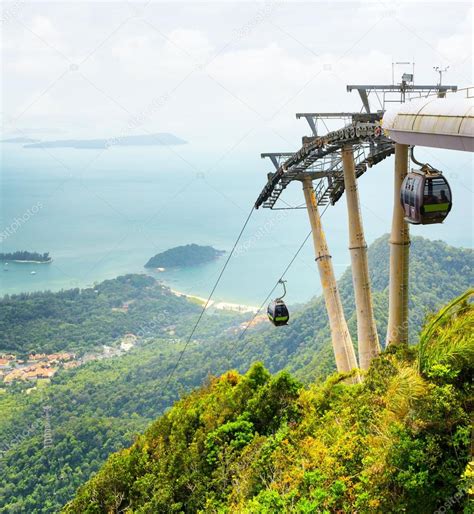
<box><xmin>1</xmin><ymin>143</ymin><xmax>472</xmax><ymax>304</ymax></box>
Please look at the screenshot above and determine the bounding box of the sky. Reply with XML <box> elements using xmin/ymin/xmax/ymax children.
<box><xmin>0</xmin><ymin>1</ymin><xmax>473</xmax><ymax>269</ymax></box>
<box><xmin>1</xmin><ymin>0</ymin><xmax>472</xmax><ymax>156</ymax></box>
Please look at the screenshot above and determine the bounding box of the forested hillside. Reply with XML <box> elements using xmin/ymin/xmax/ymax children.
<box><xmin>0</xmin><ymin>236</ymin><xmax>472</xmax><ymax>512</ymax></box>
<box><xmin>65</xmin><ymin>292</ymin><xmax>473</xmax><ymax>513</ymax></box>
<box><xmin>0</xmin><ymin>274</ymin><xmax>234</xmax><ymax>355</ymax></box>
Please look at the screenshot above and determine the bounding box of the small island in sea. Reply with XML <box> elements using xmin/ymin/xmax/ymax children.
<box><xmin>144</xmin><ymin>244</ymin><xmax>225</xmax><ymax>269</ymax></box>
<box><xmin>23</xmin><ymin>133</ymin><xmax>187</xmax><ymax>149</ymax></box>
<box><xmin>1</xmin><ymin>251</ymin><xmax>52</xmax><ymax>263</ymax></box>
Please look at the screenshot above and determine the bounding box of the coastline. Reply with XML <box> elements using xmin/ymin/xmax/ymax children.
<box><xmin>169</xmin><ymin>288</ymin><xmax>259</xmax><ymax>314</ymax></box>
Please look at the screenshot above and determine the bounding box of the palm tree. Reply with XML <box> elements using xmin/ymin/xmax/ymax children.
<box><xmin>417</xmin><ymin>289</ymin><xmax>473</xmax><ymax>375</ymax></box>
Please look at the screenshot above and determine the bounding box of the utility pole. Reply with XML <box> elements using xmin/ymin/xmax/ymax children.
<box><xmin>387</xmin><ymin>143</ymin><xmax>410</xmax><ymax>345</ymax></box>
<box><xmin>341</xmin><ymin>146</ymin><xmax>380</xmax><ymax>369</ymax></box>
<box><xmin>301</xmin><ymin>175</ymin><xmax>360</xmax><ymax>380</ymax></box>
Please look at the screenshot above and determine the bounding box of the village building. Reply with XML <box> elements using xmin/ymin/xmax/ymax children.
<box><xmin>28</xmin><ymin>353</ymin><xmax>47</xmax><ymax>361</ymax></box>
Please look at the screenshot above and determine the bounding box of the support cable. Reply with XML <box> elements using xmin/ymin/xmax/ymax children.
<box><xmin>238</xmin><ymin>203</ymin><xmax>330</xmax><ymax>342</ymax></box>
<box><xmin>161</xmin><ymin>205</ymin><xmax>255</xmax><ymax>390</ymax></box>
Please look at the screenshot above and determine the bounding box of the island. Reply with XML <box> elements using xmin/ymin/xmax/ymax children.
<box><xmin>144</xmin><ymin>244</ymin><xmax>225</xmax><ymax>269</ymax></box>
<box><xmin>23</xmin><ymin>133</ymin><xmax>187</xmax><ymax>149</ymax></box>
<box><xmin>1</xmin><ymin>137</ymin><xmax>41</xmax><ymax>144</ymax></box>
<box><xmin>1</xmin><ymin>251</ymin><xmax>52</xmax><ymax>263</ymax></box>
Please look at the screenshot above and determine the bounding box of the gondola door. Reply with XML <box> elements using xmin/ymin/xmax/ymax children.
<box><xmin>401</xmin><ymin>174</ymin><xmax>422</xmax><ymax>224</ymax></box>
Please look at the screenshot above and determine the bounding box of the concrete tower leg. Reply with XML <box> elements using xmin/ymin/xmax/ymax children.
<box><xmin>341</xmin><ymin>146</ymin><xmax>380</xmax><ymax>370</ymax></box>
<box><xmin>387</xmin><ymin>143</ymin><xmax>410</xmax><ymax>346</ymax></box>
<box><xmin>301</xmin><ymin>176</ymin><xmax>359</xmax><ymax>380</ymax></box>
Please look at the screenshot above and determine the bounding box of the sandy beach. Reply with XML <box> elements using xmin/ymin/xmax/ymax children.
<box><xmin>170</xmin><ymin>288</ymin><xmax>259</xmax><ymax>313</ymax></box>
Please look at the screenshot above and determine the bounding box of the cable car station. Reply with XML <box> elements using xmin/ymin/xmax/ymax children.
<box><xmin>255</xmin><ymin>73</ymin><xmax>472</xmax><ymax>380</ymax></box>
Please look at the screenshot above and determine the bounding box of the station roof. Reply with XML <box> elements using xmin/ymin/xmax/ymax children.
<box><xmin>382</xmin><ymin>87</ymin><xmax>474</xmax><ymax>152</ymax></box>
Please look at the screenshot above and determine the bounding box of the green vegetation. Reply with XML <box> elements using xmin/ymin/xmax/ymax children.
<box><xmin>0</xmin><ymin>279</ymin><xmax>248</xmax><ymax>513</ymax></box>
<box><xmin>0</xmin><ymin>274</ymin><xmax>209</xmax><ymax>355</ymax></box>
<box><xmin>144</xmin><ymin>244</ymin><xmax>225</xmax><ymax>269</ymax></box>
<box><xmin>0</xmin><ymin>236</ymin><xmax>472</xmax><ymax>512</ymax></box>
<box><xmin>65</xmin><ymin>292</ymin><xmax>473</xmax><ymax>513</ymax></box>
<box><xmin>1</xmin><ymin>251</ymin><xmax>51</xmax><ymax>263</ymax></box>
<box><xmin>0</xmin><ymin>342</ymin><xmax>187</xmax><ymax>512</ymax></box>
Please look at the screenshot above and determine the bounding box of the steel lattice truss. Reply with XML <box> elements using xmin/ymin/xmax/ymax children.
<box><xmin>255</xmin><ymin>82</ymin><xmax>457</xmax><ymax>210</ymax></box>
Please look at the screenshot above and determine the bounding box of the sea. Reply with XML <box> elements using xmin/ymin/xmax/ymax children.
<box><xmin>1</xmin><ymin>142</ymin><xmax>472</xmax><ymax>306</ymax></box>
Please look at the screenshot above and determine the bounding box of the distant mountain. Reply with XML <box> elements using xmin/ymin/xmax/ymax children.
<box><xmin>5</xmin><ymin>128</ymin><xmax>66</xmax><ymax>135</ymax></box>
<box><xmin>23</xmin><ymin>133</ymin><xmax>187</xmax><ymax>149</ymax></box>
<box><xmin>145</xmin><ymin>244</ymin><xmax>225</xmax><ymax>269</ymax></box>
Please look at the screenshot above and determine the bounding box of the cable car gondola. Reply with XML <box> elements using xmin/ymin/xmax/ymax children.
<box><xmin>267</xmin><ymin>279</ymin><xmax>289</xmax><ymax>326</ymax></box>
<box><xmin>400</xmin><ymin>148</ymin><xmax>452</xmax><ymax>225</ymax></box>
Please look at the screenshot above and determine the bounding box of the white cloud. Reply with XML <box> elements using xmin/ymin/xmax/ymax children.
<box><xmin>435</xmin><ymin>4</ymin><xmax>473</xmax><ymax>69</ymax></box>
<box><xmin>1</xmin><ymin>1</ymin><xmax>471</xmax><ymax>142</ymax></box>
<box><xmin>29</xmin><ymin>15</ymin><xmax>62</xmax><ymax>45</ymax></box>
<box><xmin>165</xmin><ymin>28</ymin><xmax>213</xmax><ymax>61</ymax></box>
<box><xmin>437</xmin><ymin>33</ymin><xmax>472</xmax><ymax>64</ymax></box>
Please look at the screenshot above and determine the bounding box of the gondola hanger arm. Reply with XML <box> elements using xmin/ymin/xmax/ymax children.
<box><xmin>276</xmin><ymin>279</ymin><xmax>287</xmax><ymax>301</ymax></box>
<box><xmin>410</xmin><ymin>146</ymin><xmax>438</xmax><ymax>174</ymax></box>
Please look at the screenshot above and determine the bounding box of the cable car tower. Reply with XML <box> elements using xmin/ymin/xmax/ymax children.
<box><xmin>43</xmin><ymin>405</ymin><xmax>53</xmax><ymax>449</ymax></box>
<box><xmin>254</xmin><ymin>74</ymin><xmax>457</xmax><ymax>377</ymax></box>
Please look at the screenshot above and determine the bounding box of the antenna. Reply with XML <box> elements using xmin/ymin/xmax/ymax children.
<box><xmin>433</xmin><ymin>65</ymin><xmax>449</xmax><ymax>86</ymax></box>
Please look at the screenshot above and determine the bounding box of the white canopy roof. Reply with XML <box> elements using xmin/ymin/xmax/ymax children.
<box><xmin>382</xmin><ymin>88</ymin><xmax>474</xmax><ymax>152</ymax></box>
